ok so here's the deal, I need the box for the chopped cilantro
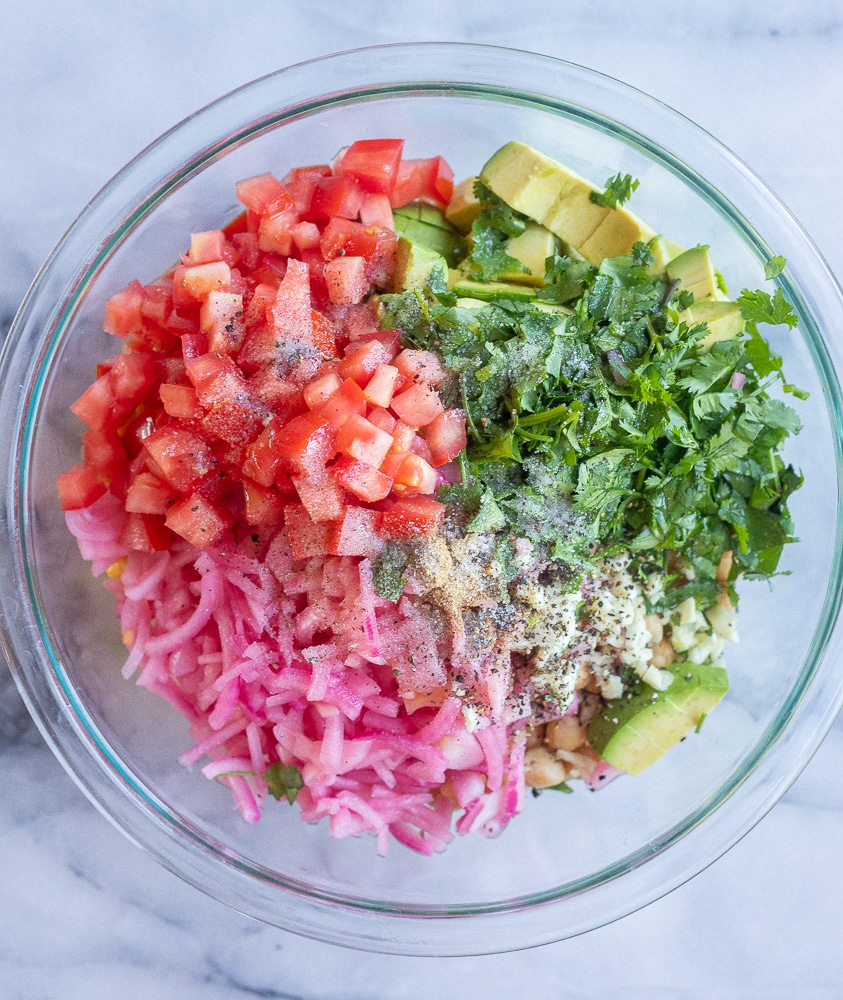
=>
[590,172,640,209]
[371,543,411,602]
[764,255,787,280]
[378,232,803,612]
[265,763,304,805]
[464,182,530,281]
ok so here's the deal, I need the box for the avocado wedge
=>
[588,663,730,775]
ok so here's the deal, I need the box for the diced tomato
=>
[109,352,160,410]
[334,413,394,468]
[201,396,264,445]
[246,357,319,413]
[187,230,228,264]
[181,332,208,361]
[185,351,247,407]
[290,220,322,252]
[366,406,397,434]
[389,420,416,454]
[331,455,393,503]
[272,411,336,473]
[389,156,454,208]
[324,256,368,306]
[241,419,283,487]
[160,383,204,420]
[389,382,445,428]
[326,505,385,557]
[139,281,173,326]
[319,218,397,287]
[283,502,330,559]
[336,338,394,386]
[124,470,177,515]
[336,139,404,195]
[199,290,244,354]
[143,426,217,493]
[378,496,446,537]
[362,364,400,408]
[165,492,230,547]
[359,192,395,230]
[389,453,437,495]
[292,469,345,522]
[409,433,434,464]
[172,261,231,305]
[356,329,401,364]
[103,280,145,337]
[314,377,367,429]
[392,349,448,387]
[121,511,172,552]
[309,309,338,358]
[424,408,467,466]
[303,370,343,409]
[81,427,127,480]
[235,173,295,216]
[233,230,261,272]
[70,373,116,430]
[56,463,107,511]
[282,165,332,214]
[243,283,277,328]
[257,210,300,256]
[310,174,365,221]
[242,479,285,526]
[268,258,313,344]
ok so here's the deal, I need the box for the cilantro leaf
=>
[737,286,798,329]
[765,256,787,280]
[590,173,640,209]
[265,763,304,805]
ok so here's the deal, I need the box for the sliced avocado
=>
[666,245,718,302]
[479,141,656,266]
[588,663,729,776]
[394,202,453,229]
[444,176,482,232]
[390,238,448,293]
[498,221,558,287]
[393,204,467,266]
[682,300,746,349]
[449,273,537,303]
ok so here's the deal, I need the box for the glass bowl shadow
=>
[2,43,843,955]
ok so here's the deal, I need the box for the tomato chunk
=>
[425,408,467,467]
[165,493,230,547]
[283,503,329,559]
[331,455,393,503]
[327,506,385,557]
[336,139,404,195]
[56,463,107,511]
[379,496,446,537]
[389,382,445,428]
[143,426,217,493]
[334,413,393,468]
[272,411,336,473]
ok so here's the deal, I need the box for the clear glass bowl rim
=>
[2,42,843,955]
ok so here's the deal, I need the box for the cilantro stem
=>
[460,374,482,443]
[520,403,571,428]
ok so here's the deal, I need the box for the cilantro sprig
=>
[590,172,640,209]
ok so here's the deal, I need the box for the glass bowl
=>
[2,42,843,956]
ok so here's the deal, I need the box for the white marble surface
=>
[2,2,843,997]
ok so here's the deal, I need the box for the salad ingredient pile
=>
[58,137,802,853]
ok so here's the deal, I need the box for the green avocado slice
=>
[479,141,656,266]
[588,663,730,775]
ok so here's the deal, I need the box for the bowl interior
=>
[5,47,843,953]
